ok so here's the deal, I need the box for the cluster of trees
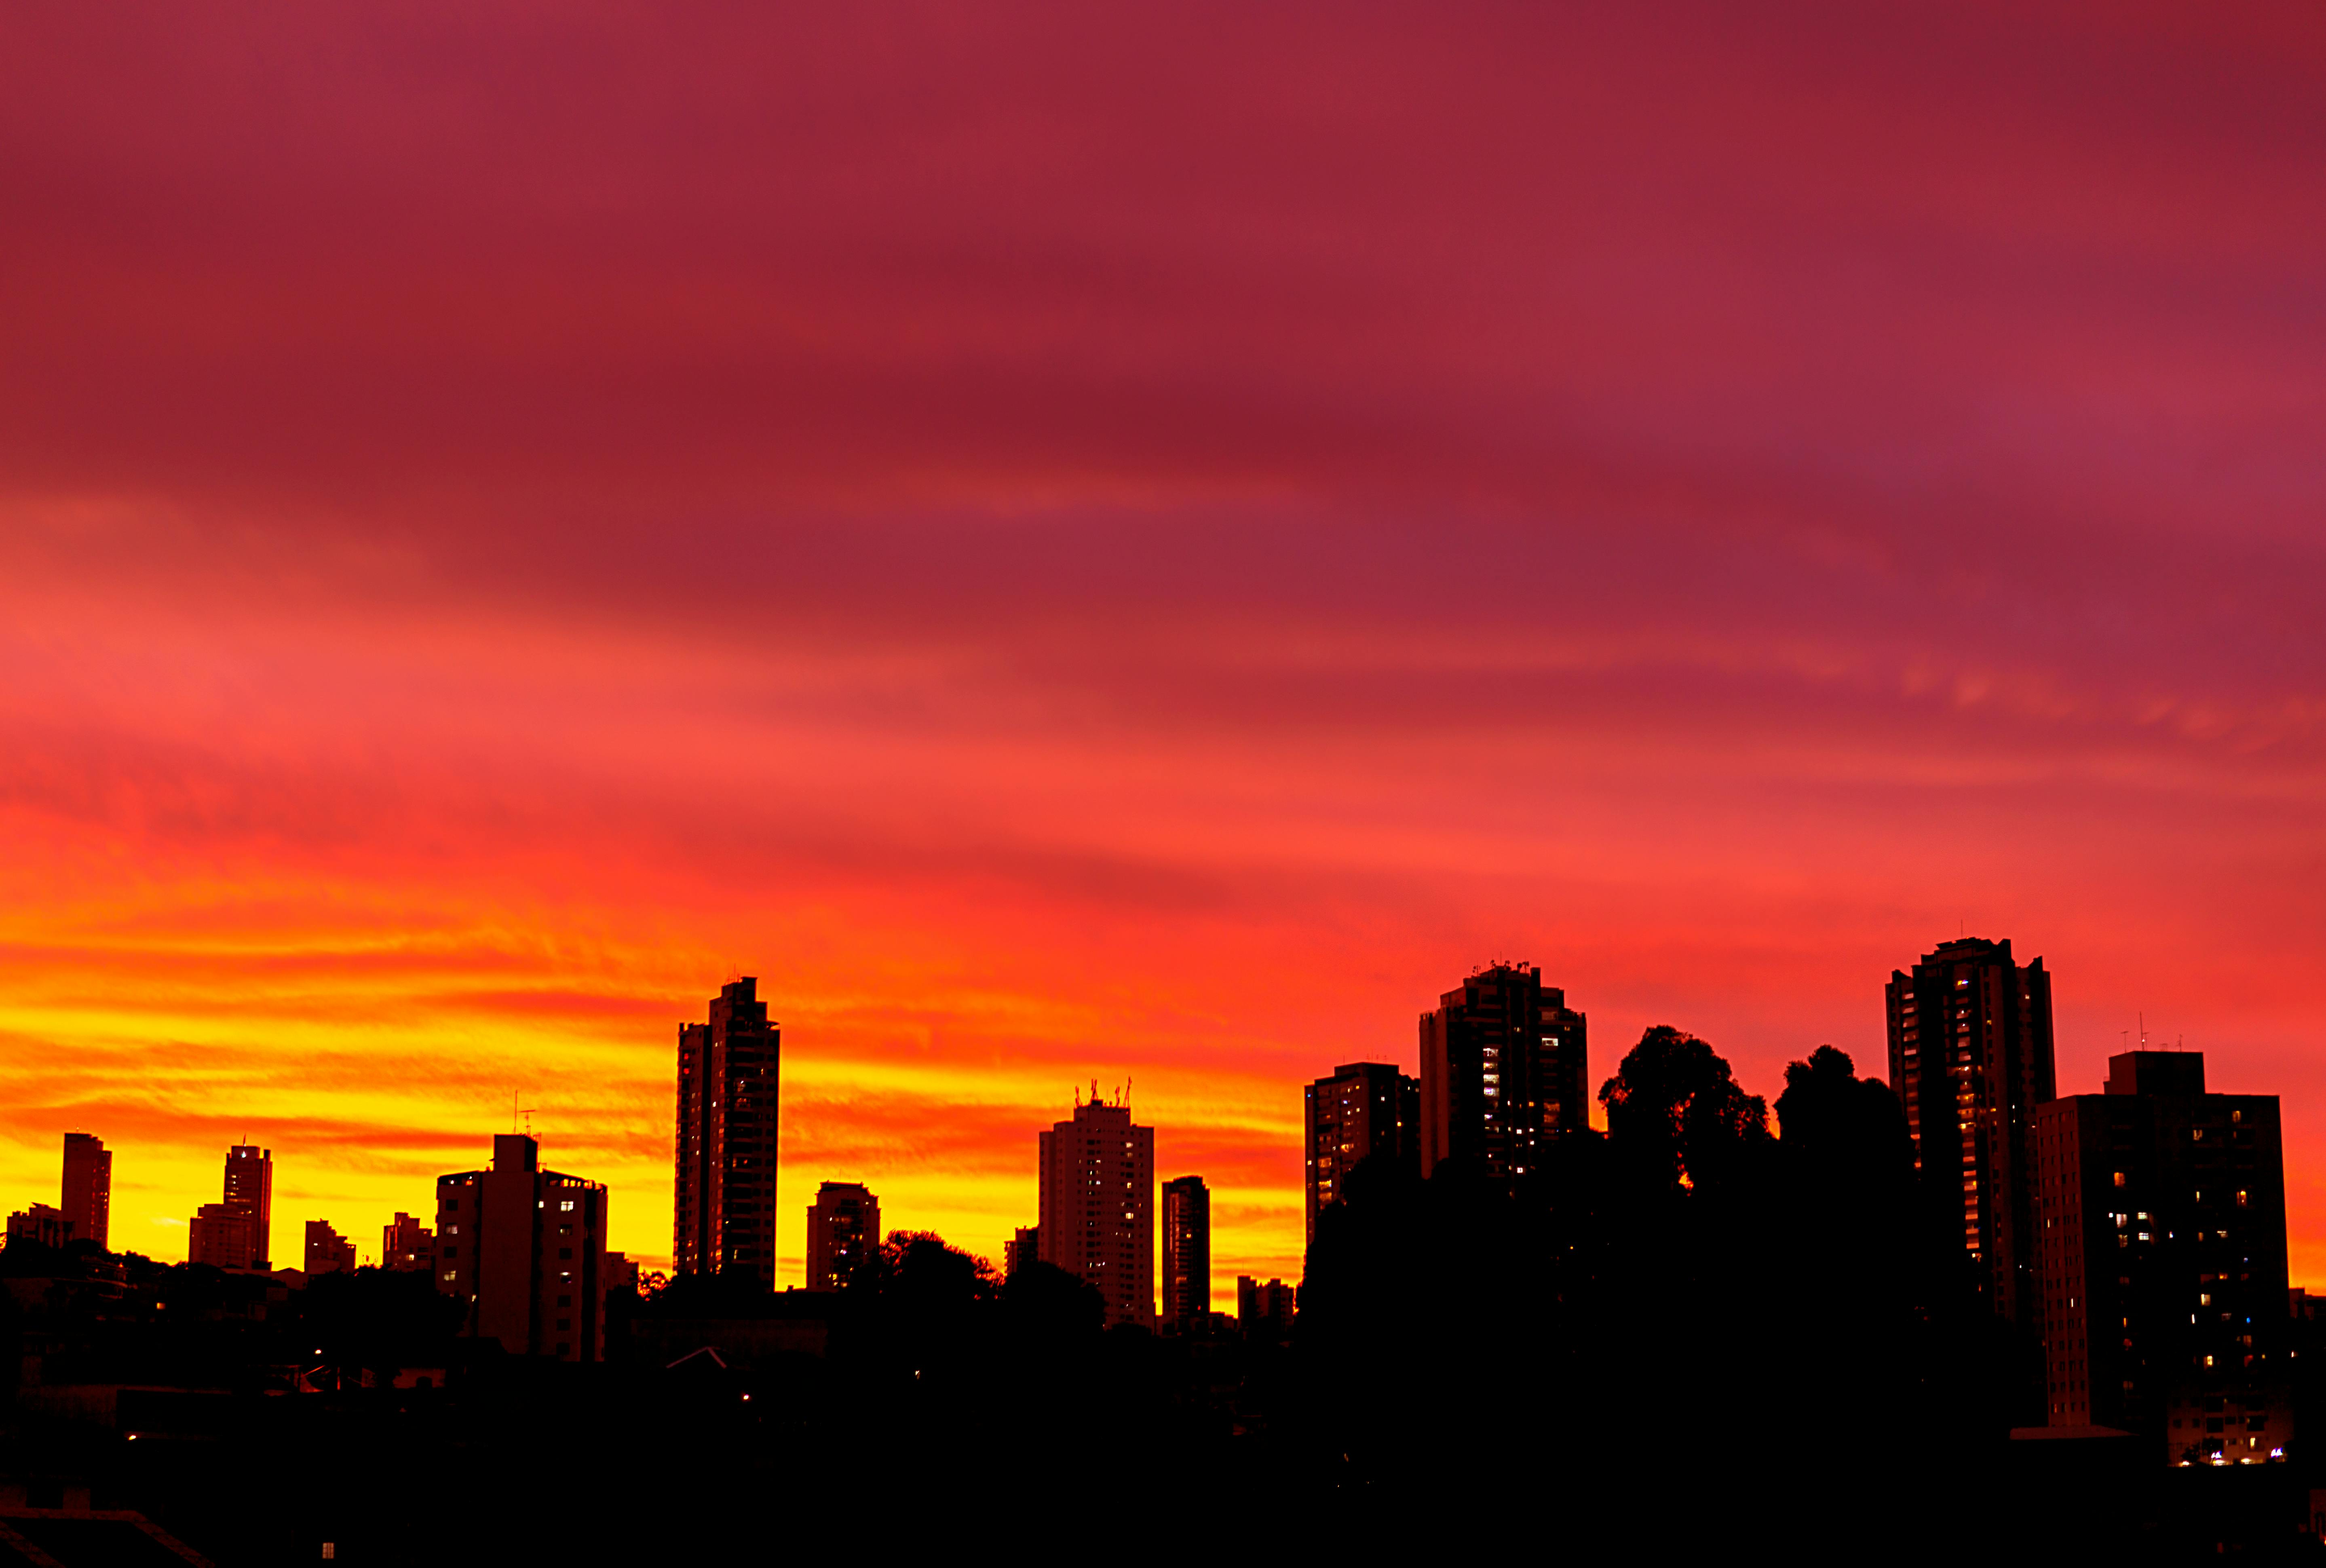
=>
[1299,1030,2031,1517]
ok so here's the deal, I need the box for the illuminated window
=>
[2113,1172,2127,1188]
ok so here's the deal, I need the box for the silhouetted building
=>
[61,1133,111,1253]
[1418,963,1587,1182]
[1161,1175,1210,1330]
[188,1204,258,1268]
[382,1212,435,1272]
[673,978,781,1286]
[6,1205,72,1249]
[606,1251,639,1298]
[1885,937,2055,1321]
[187,1144,272,1269]
[1005,1226,1040,1277]
[224,1144,273,1268]
[805,1181,880,1292]
[305,1220,357,1275]
[436,1133,610,1361]
[1237,1275,1295,1339]
[1304,1062,1418,1243]
[2034,1051,2290,1461]
[1038,1092,1154,1327]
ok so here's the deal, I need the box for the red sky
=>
[3,1,2324,1298]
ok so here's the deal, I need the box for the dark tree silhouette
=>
[999,1258,1104,1342]
[1598,1023,1771,1193]
[1774,1044,1911,1172]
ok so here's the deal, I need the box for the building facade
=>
[2034,1051,2290,1461]
[5,1205,73,1249]
[1038,1094,1154,1327]
[305,1220,357,1275]
[1418,964,1587,1182]
[805,1181,880,1292]
[188,1204,258,1268]
[61,1133,111,1253]
[1161,1175,1210,1330]
[1005,1226,1041,1277]
[673,977,782,1286]
[383,1212,436,1272]
[436,1133,610,1361]
[1885,937,2055,1322]
[1237,1275,1296,1340]
[1303,1062,1418,1244]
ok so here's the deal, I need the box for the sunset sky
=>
[4,1,2324,1300]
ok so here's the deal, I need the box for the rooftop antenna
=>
[2140,1012,2147,1051]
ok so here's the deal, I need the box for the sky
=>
[2,0,2324,1299]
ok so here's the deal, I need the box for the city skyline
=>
[1,3,2319,1550]
[8,940,2310,1322]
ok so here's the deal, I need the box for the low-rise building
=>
[435,1134,610,1361]
[1237,1275,1296,1340]
[5,1205,73,1249]
[304,1220,357,1275]
[382,1211,435,1272]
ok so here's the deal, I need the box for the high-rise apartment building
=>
[1161,1175,1210,1330]
[188,1144,273,1269]
[805,1181,880,1292]
[2034,1052,2290,1458]
[1304,1062,1418,1243]
[305,1220,357,1275]
[1005,1226,1041,1277]
[1038,1093,1154,1328]
[224,1144,273,1268]
[383,1212,435,1272]
[1885,937,2055,1322]
[61,1133,111,1253]
[673,978,781,1286]
[436,1134,609,1361]
[1418,964,1587,1182]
